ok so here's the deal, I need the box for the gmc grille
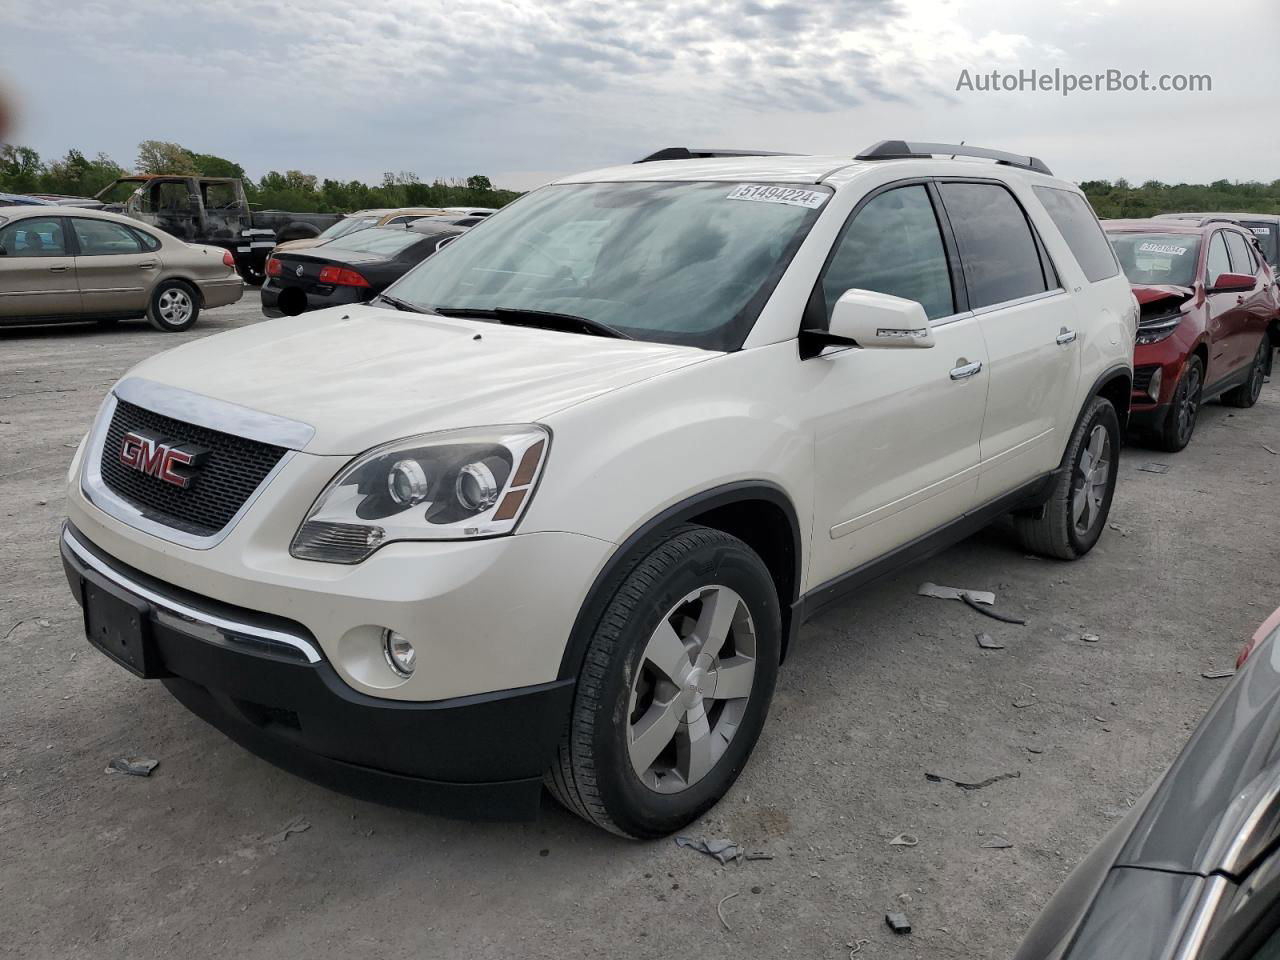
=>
[99,399,287,537]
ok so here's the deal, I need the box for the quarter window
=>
[0,217,67,257]
[1207,232,1232,284]
[939,182,1050,309]
[1033,186,1119,283]
[72,218,144,256]
[820,184,954,321]
[1225,231,1257,276]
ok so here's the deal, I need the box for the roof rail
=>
[856,140,1053,176]
[1155,214,1241,227]
[635,147,796,164]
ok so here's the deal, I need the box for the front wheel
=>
[546,525,780,838]
[1014,396,1121,560]
[1222,338,1268,408]
[1156,356,1202,452]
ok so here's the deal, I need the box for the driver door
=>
[0,215,80,319]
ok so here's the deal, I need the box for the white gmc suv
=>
[62,141,1136,838]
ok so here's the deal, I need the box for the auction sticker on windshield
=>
[727,184,828,208]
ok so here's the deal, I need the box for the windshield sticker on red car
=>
[727,185,828,208]
[1138,241,1188,256]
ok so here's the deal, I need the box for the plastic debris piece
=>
[1201,669,1236,680]
[885,912,912,934]
[962,593,1026,624]
[106,757,158,777]
[926,771,1020,791]
[888,833,919,846]
[1081,633,1100,643]
[717,892,738,931]
[1027,745,1044,754]
[982,836,1014,849]
[918,582,995,605]
[1012,698,1036,709]
[1139,462,1170,474]
[976,633,1005,650]
[267,816,311,843]
[1262,444,1277,456]
[675,836,742,865]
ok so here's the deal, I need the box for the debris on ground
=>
[1012,696,1037,708]
[982,836,1014,849]
[716,892,738,931]
[1262,444,1277,456]
[1081,632,1100,643]
[105,757,159,777]
[1138,462,1170,474]
[1027,745,1044,754]
[926,771,1020,791]
[267,816,311,843]
[1201,669,1236,680]
[743,852,774,861]
[1108,523,1127,536]
[888,833,919,847]
[962,593,1027,625]
[885,911,912,935]
[847,938,870,956]
[675,836,742,865]
[2,616,51,640]
[976,633,1005,650]
[918,582,995,605]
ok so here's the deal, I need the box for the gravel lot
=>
[2,298,1277,960]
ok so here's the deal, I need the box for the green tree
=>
[136,140,198,175]
[190,152,246,179]
[466,174,493,191]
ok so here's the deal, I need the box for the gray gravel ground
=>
[2,298,1277,959]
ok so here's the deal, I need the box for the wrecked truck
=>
[93,176,341,286]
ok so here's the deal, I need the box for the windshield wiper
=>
[374,292,433,314]
[433,306,631,340]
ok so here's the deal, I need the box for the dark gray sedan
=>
[1015,605,1280,959]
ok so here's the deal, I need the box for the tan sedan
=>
[0,206,243,332]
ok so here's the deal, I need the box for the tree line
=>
[0,140,522,212]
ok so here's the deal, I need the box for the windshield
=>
[1108,232,1202,287]
[326,227,424,257]
[385,180,830,350]
[320,216,378,241]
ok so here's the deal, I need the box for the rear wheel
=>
[1014,396,1120,560]
[546,525,780,838]
[1222,338,1268,408]
[1156,356,1203,452]
[147,280,200,332]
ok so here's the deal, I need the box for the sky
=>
[3,0,1278,191]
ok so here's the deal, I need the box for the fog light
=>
[383,629,416,677]
[1147,367,1163,400]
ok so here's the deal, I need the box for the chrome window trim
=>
[63,526,322,664]
[1170,875,1229,960]
[81,391,297,550]
[113,378,315,450]
[927,289,1067,329]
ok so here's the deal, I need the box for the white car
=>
[61,141,1136,838]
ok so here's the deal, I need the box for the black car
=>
[261,221,468,317]
[1015,605,1280,959]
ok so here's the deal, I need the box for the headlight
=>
[291,425,549,563]
[1135,314,1181,345]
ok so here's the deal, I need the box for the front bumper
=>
[61,523,573,818]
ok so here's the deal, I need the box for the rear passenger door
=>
[70,217,159,316]
[937,181,1080,500]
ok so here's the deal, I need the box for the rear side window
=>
[133,229,161,252]
[1225,231,1258,275]
[820,184,954,321]
[939,182,1049,309]
[1207,233,1232,283]
[1033,186,1119,282]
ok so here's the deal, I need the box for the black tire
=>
[1014,396,1121,560]
[146,280,200,332]
[1156,356,1203,452]
[1222,338,1268,408]
[546,524,781,838]
[239,266,265,288]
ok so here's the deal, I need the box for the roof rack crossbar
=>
[635,147,797,164]
[856,140,1052,176]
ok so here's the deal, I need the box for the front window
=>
[386,180,831,350]
[1108,232,1202,287]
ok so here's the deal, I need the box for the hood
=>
[122,305,716,454]
[1130,283,1195,306]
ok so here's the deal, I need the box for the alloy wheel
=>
[1176,363,1202,446]
[157,288,193,327]
[1247,343,1267,402]
[1072,424,1112,537]
[627,585,756,794]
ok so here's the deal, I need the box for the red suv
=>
[1105,219,1278,450]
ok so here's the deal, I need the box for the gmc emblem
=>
[119,431,208,489]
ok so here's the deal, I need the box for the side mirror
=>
[1208,272,1255,294]
[805,289,935,355]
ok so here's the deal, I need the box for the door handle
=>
[48,265,68,273]
[138,260,158,269]
[1056,328,1077,345]
[950,360,983,381]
